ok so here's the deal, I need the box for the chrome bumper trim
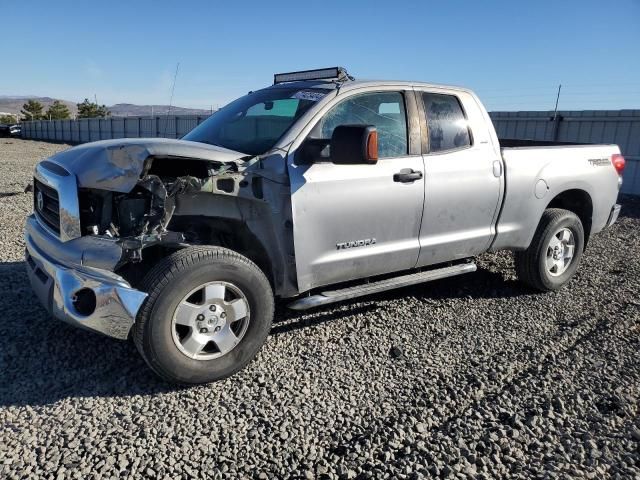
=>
[606,204,621,228]
[34,161,81,241]
[25,219,147,340]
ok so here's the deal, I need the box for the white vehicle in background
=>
[25,68,625,384]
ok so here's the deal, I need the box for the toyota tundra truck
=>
[25,67,625,384]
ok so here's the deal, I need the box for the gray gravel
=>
[1,138,639,479]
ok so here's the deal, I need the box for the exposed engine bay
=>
[77,154,265,264]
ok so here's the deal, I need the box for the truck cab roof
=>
[265,78,474,95]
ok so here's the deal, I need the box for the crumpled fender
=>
[47,138,246,192]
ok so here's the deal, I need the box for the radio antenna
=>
[164,62,180,137]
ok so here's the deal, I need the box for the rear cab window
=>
[421,93,472,153]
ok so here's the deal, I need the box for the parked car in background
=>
[0,124,21,137]
[24,68,625,384]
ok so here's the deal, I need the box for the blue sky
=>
[2,0,639,112]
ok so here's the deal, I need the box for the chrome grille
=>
[34,178,61,235]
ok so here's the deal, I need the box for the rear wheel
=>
[514,208,584,291]
[133,246,274,384]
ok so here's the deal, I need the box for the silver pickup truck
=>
[25,67,625,384]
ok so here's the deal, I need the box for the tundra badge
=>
[336,238,377,250]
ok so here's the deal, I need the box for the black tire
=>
[514,208,585,292]
[133,246,274,384]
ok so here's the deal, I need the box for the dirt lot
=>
[1,139,639,479]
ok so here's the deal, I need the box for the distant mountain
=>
[108,103,212,117]
[0,96,213,118]
[0,96,77,117]
[0,95,38,99]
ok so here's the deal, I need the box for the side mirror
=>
[330,125,378,164]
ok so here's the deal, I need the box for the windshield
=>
[183,87,329,155]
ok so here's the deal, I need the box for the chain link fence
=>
[20,115,210,143]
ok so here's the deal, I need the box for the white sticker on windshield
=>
[291,90,326,102]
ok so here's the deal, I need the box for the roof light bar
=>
[273,67,351,85]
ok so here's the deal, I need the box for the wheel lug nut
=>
[209,305,216,312]
[214,326,221,332]
[197,314,205,321]
[220,312,227,319]
[200,328,208,334]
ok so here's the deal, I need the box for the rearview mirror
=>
[330,125,378,165]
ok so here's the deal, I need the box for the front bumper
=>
[25,214,147,340]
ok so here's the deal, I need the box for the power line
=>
[476,81,640,112]
[485,95,640,103]
[475,82,639,94]
[479,90,640,98]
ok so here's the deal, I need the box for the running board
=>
[287,263,477,311]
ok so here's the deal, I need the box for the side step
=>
[287,263,476,310]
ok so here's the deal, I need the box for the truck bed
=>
[491,142,621,252]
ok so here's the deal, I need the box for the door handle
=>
[493,160,503,177]
[393,169,423,183]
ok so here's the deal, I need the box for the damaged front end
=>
[26,138,284,340]
[31,138,297,313]
[78,155,241,263]
[34,138,251,268]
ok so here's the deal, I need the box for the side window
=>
[316,92,408,158]
[422,93,471,153]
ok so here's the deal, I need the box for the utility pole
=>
[552,84,562,120]
[552,83,562,142]
[164,62,180,137]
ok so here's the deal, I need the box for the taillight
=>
[611,154,625,175]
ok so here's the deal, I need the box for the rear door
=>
[415,89,503,266]
[288,89,425,292]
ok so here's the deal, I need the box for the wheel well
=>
[166,216,274,286]
[116,217,275,290]
[116,244,182,288]
[546,189,593,246]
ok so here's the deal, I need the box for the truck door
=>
[288,90,425,293]
[415,90,503,266]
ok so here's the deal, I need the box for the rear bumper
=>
[25,215,147,340]
[606,204,621,228]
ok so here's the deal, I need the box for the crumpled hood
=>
[46,138,247,192]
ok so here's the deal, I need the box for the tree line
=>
[0,99,111,124]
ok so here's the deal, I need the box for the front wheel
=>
[133,246,274,384]
[514,208,585,292]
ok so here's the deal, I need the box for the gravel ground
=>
[1,138,639,479]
